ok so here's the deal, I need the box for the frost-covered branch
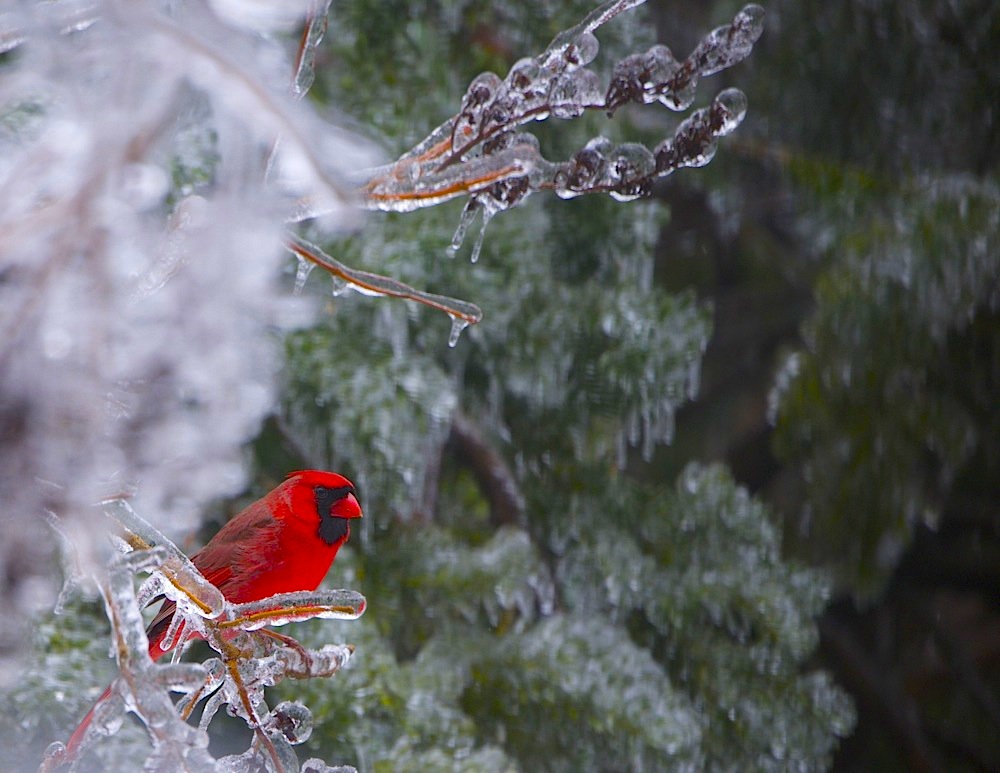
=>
[43,502,364,772]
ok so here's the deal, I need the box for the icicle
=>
[448,314,470,347]
[712,88,748,136]
[293,256,315,294]
[198,688,228,733]
[642,411,655,461]
[470,208,494,263]
[330,275,347,296]
[448,201,481,256]
[659,399,676,445]
[159,609,187,653]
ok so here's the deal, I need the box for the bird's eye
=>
[314,485,355,545]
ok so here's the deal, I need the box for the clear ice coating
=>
[291,0,334,99]
[289,236,483,348]
[711,88,749,135]
[359,0,763,244]
[691,3,765,78]
[294,256,316,294]
[265,701,314,745]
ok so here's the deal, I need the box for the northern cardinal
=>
[62,470,362,761]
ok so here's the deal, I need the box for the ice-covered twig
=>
[288,2,762,321]
[103,498,227,621]
[288,235,483,346]
[348,1,764,237]
[42,511,88,615]
[292,0,335,99]
[221,589,367,631]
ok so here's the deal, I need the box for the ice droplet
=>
[712,88,748,136]
[659,79,696,112]
[607,142,655,201]
[330,275,347,296]
[449,201,480,255]
[455,72,505,144]
[267,700,314,745]
[43,742,67,765]
[644,44,679,93]
[448,315,470,347]
[293,256,315,294]
[506,57,540,91]
[550,68,602,118]
[565,32,600,70]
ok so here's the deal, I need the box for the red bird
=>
[62,470,362,761]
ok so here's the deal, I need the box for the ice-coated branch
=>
[42,505,365,773]
[337,1,764,261]
[288,236,483,346]
[104,499,227,621]
[292,0,335,99]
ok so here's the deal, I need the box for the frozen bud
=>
[608,143,655,201]
[612,143,655,182]
[735,4,766,45]
[564,32,599,71]
[484,93,517,131]
[643,44,680,91]
[605,53,645,113]
[659,80,696,112]
[563,136,612,192]
[455,72,505,144]
[670,109,719,169]
[692,3,766,78]
[462,72,504,111]
[267,700,314,745]
[506,57,540,92]
[550,69,602,119]
[710,88,748,136]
